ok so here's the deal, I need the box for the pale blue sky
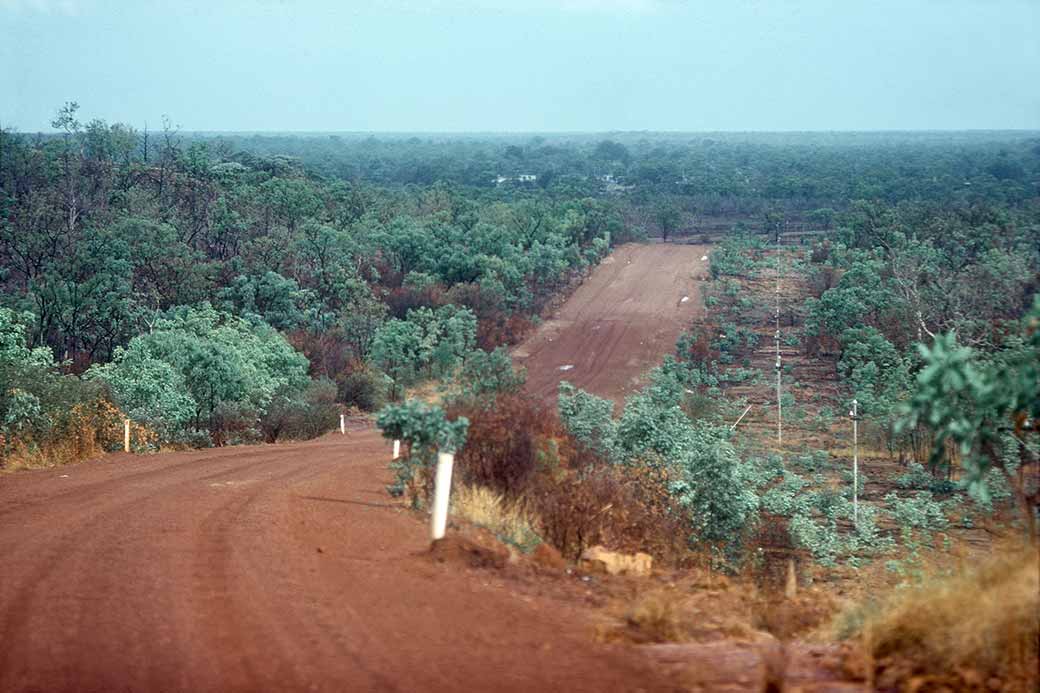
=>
[1,0,1038,132]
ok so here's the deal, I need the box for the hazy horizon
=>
[2,0,1038,133]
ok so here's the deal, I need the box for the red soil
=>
[0,430,676,692]
[515,242,709,408]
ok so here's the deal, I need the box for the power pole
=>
[850,398,859,527]
[775,248,782,445]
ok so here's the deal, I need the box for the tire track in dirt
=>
[0,432,676,692]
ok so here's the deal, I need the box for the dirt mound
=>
[428,531,513,570]
[531,542,567,573]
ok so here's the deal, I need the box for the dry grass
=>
[451,484,541,551]
[858,546,1039,691]
[604,575,759,644]
[1,400,145,471]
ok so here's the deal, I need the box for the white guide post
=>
[123,418,131,453]
[392,439,401,460]
[340,413,346,435]
[431,451,455,540]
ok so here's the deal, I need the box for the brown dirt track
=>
[0,431,677,692]
[0,244,711,693]
[515,243,709,407]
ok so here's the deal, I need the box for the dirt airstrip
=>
[516,242,709,407]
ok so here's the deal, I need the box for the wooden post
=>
[785,558,798,599]
[431,451,454,540]
[123,419,131,453]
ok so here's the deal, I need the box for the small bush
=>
[531,463,692,564]
[337,367,386,411]
[259,378,339,442]
[448,393,558,495]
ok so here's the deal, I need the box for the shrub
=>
[531,463,691,564]
[454,347,526,401]
[1,308,131,467]
[884,491,949,532]
[337,367,386,411]
[89,304,309,443]
[376,399,469,505]
[447,393,556,496]
[557,381,617,461]
[259,378,339,442]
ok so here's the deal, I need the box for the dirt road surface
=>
[0,431,678,692]
[514,243,709,407]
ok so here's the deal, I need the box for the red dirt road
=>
[515,243,709,407]
[0,431,675,692]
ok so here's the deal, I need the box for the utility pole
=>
[775,248,782,445]
[850,398,859,527]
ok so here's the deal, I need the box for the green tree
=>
[91,304,308,441]
[370,319,423,401]
[898,298,1040,541]
[557,381,617,461]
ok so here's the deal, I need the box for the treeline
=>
[200,129,1040,216]
[0,104,619,462]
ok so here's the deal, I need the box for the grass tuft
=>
[451,484,541,552]
[857,546,1038,690]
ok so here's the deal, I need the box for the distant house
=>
[493,173,537,186]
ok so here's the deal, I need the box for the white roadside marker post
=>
[123,419,131,453]
[340,413,346,435]
[392,439,401,460]
[431,450,455,540]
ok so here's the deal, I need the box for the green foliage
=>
[898,301,1039,507]
[369,319,423,400]
[259,378,339,442]
[0,308,110,460]
[667,424,759,545]
[557,381,617,460]
[376,399,470,501]
[805,259,892,340]
[455,347,526,400]
[87,348,195,436]
[370,304,478,399]
[709,234,763,279]
[895,462,958,495]
[89,304,309,441]
[838,326,909,419]
[376,399,469,454]
[884,491,949,532]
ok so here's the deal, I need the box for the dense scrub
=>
[0,105,618,461]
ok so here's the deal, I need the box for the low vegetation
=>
[854,546,1038,691]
